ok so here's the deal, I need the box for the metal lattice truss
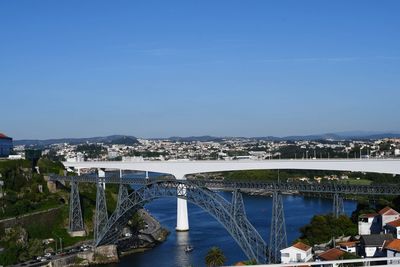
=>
[51,175,400,195]
[95,180,268,264]
[69,180,84,232]
[94,180,108,243]
[332,193,345,218]
[231,189,247,218]
[269,191,287,264]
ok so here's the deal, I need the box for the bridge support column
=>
[269,190,287,264]
[98,168,106,189]
[176,175,189,231]
[333,193,344,218]
[116,170,130,216]
[231,189,246,218]
[94,175,108,245]
[68,178,85,236]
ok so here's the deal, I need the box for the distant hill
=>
[163,136,225,142]
[255,132,400,141]
[14,135,138,147]
[14,132,400,147]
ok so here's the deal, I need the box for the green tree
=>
[28,239,44,258]
[205,247,226,267]
[299,214,357,245]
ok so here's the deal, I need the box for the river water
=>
[104,192,357,267]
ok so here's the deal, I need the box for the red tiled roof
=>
[318,248,345,261]
[384,239,400,252]
[387,218,400,227]
[379,206,399,216]
[292,242,311,252]
[0,133,10,139]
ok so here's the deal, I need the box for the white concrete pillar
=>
[98,168,106,190]
[176,175,189,231]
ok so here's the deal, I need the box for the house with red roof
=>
[379,206,400,230]
[0,133,13,157]
[316,248,345,261]
[280,242,313,264]
[385,218,400,238]
[384,239,400,264]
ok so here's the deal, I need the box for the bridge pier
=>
[68,178,85,236]
[94,173,108,244]
[176,182,189,231]
[269,190,287,264]
[116,170,131,216]
[333,193,345,218]
[231,189,246,218]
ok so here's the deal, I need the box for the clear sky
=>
[1,1,400,139]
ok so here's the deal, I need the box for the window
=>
[281,253,289,257]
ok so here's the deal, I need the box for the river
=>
[103,192,357,267]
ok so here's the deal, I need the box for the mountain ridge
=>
[13,132,400,146]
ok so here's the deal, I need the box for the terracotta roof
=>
[360,213,378,218]
[338,241,357,247]
[384,239,400,252]
[387,218,400,228]
[0,133,11,139]
[292,242,311,252]
[379,206,399,216]
[234,262,246,266]
[318,248,345,261]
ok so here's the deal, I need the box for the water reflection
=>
[175,232,191,267]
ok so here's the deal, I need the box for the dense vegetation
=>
[221,169,400,185]
[0,158,123,265]
[298,214,357,245]
[0,159,63,219]
[110,136,138,146]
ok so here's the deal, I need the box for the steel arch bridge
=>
[87,179,267,263]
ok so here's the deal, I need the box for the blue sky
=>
[1,1,400,139]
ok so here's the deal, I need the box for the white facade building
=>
[338,241,357,254]
[280,242,313,264]
[358,213,380,235]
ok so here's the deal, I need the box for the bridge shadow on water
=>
[100,192,357,267]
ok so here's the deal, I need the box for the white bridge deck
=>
[63,159,400,178]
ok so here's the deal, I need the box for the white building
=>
[358,213,380,235]
[280,242,313,264]
[379,207,400,230]
[338,241,357,254]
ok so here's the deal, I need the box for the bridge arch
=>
[96,179,267,264]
